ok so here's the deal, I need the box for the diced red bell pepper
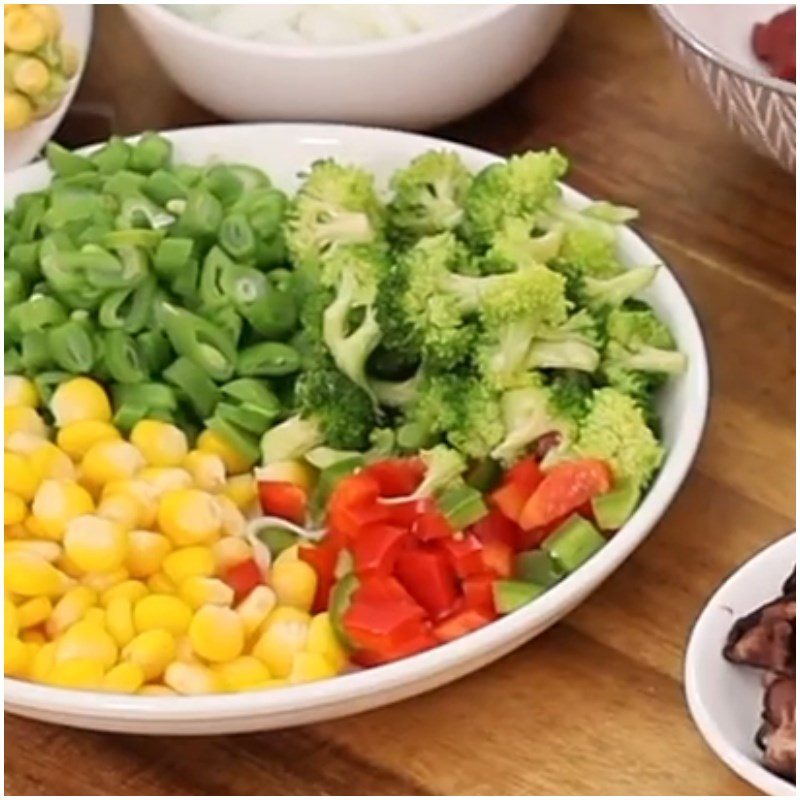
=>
[224,557,262,601]
[394,547,459,621]
[383,497,433,528]
[490,457,544,523]
[433,608,494,643]
[351,629,438,667]
[257,481,307,524]
[462,573,497,616]
[518,459,612,531]
[351,524,409,577]
[363,458,425,497]
[327,472,390,540]
[343,597,429,653]
[470,508,521,550]
[412,509,455,542]
[506,457,544,494]
[298,540,342,612]
[354,575,423,609]
[439,535,486,578]
[480,539,514,578]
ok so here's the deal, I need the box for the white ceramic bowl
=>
[685,532,796,796]
[4,123,709,734]
[123,4,568,129]
[654,5,796,173]
[4,4,93,172]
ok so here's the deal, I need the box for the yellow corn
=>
[214,656,272,692]
[4,405,47,439]
[96,493,142,530]
[5,491,27,526]
[197,429,253,474]
[21,629,45,645]
[5,636,31,677]
[162,546,215,585]
[274,543,299,567]
[13,56,49,95]
[5,552,72,597]
[4,8,47,52]
[236,585,277,639]
[46,658,105,690]
[56,419,120,462]
[146,572,176,594]
[27,4,62,39]
[5,599,19,639]
[137,467,193,497]
[157,489,222,546]
[50,377,112,427]
[30,641,57,681]
[5,451,40,501]
[82,607,107,628]
[268,558,317,612]
[179,576,234,610]
[183,450,226,492]
[29,440,76,481]
[306,612,347,672]
[164,661,222,695]
[211,536,252,572]
[81,440,146,490]
[188,605,245,663]
[256,459,315,492]
[131,420,189,468]
[82,569,129,594]
[103,480,159,527]
[220,474,258,511]
[137,684,177,697]
[101,662,145,694]
[100,580,148,607]
[5,539,62,562]
[4,90,31,131]
[289,652,337,684]
[16,596,52,629]
[215,495,246,538]
[47,586,96,638]
[63,515,127,573]
[4,522,27,539]
[133,594,192,637]
[54,620,117,669]
[121,629,176,681]
[126,530,171,578]
[4,376,38,408]
[30,479,94,540]
[252,606,310,678]
[105,597,135,647]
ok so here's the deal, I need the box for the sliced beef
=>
[783,569,796,597]
[757,675,796,781]
[723,595,796,675]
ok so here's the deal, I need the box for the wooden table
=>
[5,5,795,796]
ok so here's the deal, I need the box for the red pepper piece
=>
[412,509,455,542]
[462,573,497,616]
[480,539,514,578]
[351,524,409,577]
[395,547,459,621]
[363,457,425,497]
[257,481,307,524]
[351,629,438,667]
[343,597,429,653]
[223,558,262,601]
[470,508,521,550]
[439,535,486,578]
[433,608,494,643]
[298,541,342,613]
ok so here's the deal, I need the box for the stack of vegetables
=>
[4,134,686,690]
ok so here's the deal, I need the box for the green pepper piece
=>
[20,330,54,371]
[112,400,148,433]
[130,132,173,175]
[204,416,260,467]
[143,169,188,206]
[18,194,47,242]
[103,170,147,198]
[163,357,220,419]
[199,245,235,309]
[112,382,179,414]
[438,483,489,530]
[103,330,149,383]
[47,321,95,373]
[169,257,199,306]
[218,213,256,261]
[103,228,165,251]
[242,285,298,340]
[136,330,173,375]
[117,192,175,230]
[214,402,276,435]
[44,185,107,229]
[32,370,71,404]
[236,342,301,377]
[98,276,157,334]
[5,271,26,308]
[11,295,67,333]
[90,136,132,174]
[254,526,298,558]
[5,348,23,374]
[220,378,281,410]
[205,304,242,347]
[203,164,244,207]
[328,572,359,649]
[75,244,142,290]
[153,237,194,281]
[45,142,97,178]
[159,302,236,381]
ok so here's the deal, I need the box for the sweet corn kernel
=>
[4,405,47,439]
[131,420,188,468]
[164,661,222,695]
[269,559,317,612]
[211,536,252,572]
[56,419,120,462]
[188,605,245,663]
[30,641,57,681]
[273,544,300,567]
[102,480,158,527]
[82,607,107,628]
[179,576,234,610]
[214,655,272,692]
[100,580,148,607]
[64,515,127,573]
[16,596,52,629]
[197,429,252,474]
[5,552,72,597]
[5,451,40,501]
[288,652,337,684]
[50,377,112,427]
[105,597,135,647]
[46,658,105,690]
[256,459,315,492]
[134,594,192,636]
[157,489,222,546]
[20,629,46,645]
[137,467,193,497]
[146,572,176,594]
[5,599,19,639]
[162,546,215,585]
[101,662,145,693]
[5,636,31,677]
[137,684,177,696]
[4,376,38,408]
[183,450,226,492]
[29,441,76,481]
[236,585,277,639]
[30,479,94,540]
[82,569,128,594]
[174,635,200,663]
[13,56,50,95]
[54,621,118,669]
[96,493,142,529]
[5,539,62,562]
[220,474,257,510]
[4,90,31,131]
[4,491,27,526]
[81,441,146,490]
[4,522,27,539]
[126,530,171,578]
[306,612,347,672]
[47,586,96,637]
[252,606,310,678]
[121,629,176,681]
[27,4,62,39]
[4,8,47,52]
[214,496,246,538]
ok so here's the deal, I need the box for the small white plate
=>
[685,532,796,796]
[4,5,93,172]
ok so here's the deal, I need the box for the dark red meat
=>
[752,8,796,83]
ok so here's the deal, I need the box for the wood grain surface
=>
[5,5,795,796]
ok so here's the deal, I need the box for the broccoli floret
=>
[558,262,658,312]
[574,387,663,489]
[443,376,505,460]
[481,217,564,274]
[369,370,423,409]
[382,445,466,503]
[547,371,595,422]
[491,378,578,466]
[396,373,462,451]
[387,151,472,244]
[260,416,324,465]
[526,309,602,373]
[285,159,384,277]
[462,149,568,246]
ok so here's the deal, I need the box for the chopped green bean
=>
[204,164,244,207]
[103,330,149,383]
[45,142,96,178]
[163,356,220,418]
[219,213,256,260]
[144,169,188,206]
[90,136,132,174]
[153,237,194,280]
[20,330,54,372]
[236,342,301,377]
[130,132,173,174]
[48,320,96,373]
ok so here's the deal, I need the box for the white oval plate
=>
[685,532,796,796]
[4,124,709,734]
[4,4,94,172]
